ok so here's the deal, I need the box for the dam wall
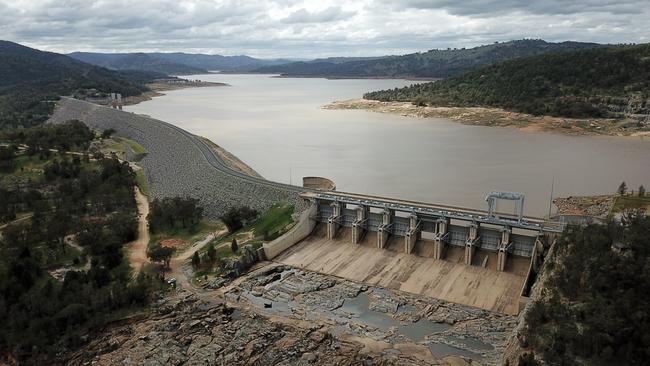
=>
[302,176,336,191]
[262,204,318,260]
[274,194,562,315]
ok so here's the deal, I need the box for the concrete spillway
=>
[276,227,530,315]
[266,193,560,315]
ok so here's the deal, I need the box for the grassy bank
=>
[193,203,295,279]
[612,195,650,213]
[148,219,224,251]
[120,137,147,155]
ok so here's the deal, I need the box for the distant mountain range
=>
[69,52,208,75]
[66,40,611,79]
[1,38,638,128]
[69,52,293,74]
[364,43,649,119]
[253,40,609,78]
[0,40,162,128]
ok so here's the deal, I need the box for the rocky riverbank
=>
[225,265,516,365]
[64,263,515,365]
[553,195,614,218]
[48,98,302,219]
[324,99,650,137]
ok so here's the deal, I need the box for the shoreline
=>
[215,71,437,81]
[122,80,228,107]
[115,82,262,179]
[269,74,438,81]
[323,98,650,138]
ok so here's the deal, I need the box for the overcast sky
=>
[1,0,647,58]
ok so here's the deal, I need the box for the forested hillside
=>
[254,40,606,78]
[364,44,650,118]
[0,41,161,129]
[70,51,291,72]
[0,122,156,362]
[69,52,208,75]
[521,211,650,365]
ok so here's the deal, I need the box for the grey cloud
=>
[389,0,641,15]
[1,0,649,58]
[282,6,356,23]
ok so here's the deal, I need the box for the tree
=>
[147,197,203,233]
[221,208,244,233]
[231,238,239,254]
[639,185,645,197]
[207,243,216,262]
[618,181,627,195]
[191,251,200,268]
[101,128,116,139]
[220,206,258,233]
[0,128,155,360]
[0,146,15,172]
[412,96,427,107]
[147,244,175,269]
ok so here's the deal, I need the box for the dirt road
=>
[168,228,228,289]
[127,187,150,273]
[0,214,33,231]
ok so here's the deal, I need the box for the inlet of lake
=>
[125,74,650,216]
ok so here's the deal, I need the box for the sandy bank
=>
[324,98,650,137]
[199,137,264,179]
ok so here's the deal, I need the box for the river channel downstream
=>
[125,74,650,216]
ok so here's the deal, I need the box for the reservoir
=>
[125,74,650,216]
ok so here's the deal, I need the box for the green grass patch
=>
[202,203,294,252]
[0,153,95,186]
[214,244,237,259]
[118,137,147,155]
[149,220,223,249]
[0,155,49,182]
[192,203,294,278]
[36,242,82,268]
[104,140,125,154]
[250,203,294,239]
[134,169,149,196]
[95,138,126,158]
[612,195,650,213]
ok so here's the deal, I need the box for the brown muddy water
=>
[125,74,650,216]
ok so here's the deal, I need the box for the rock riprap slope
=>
[49,98,302,218]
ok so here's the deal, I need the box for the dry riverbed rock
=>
[64,264,517,366]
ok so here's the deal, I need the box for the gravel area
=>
[553,195,613,218]
[48,98,303,219]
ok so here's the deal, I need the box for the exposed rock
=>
[63,263,517,366]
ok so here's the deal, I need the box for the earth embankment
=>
[49,98,303,218]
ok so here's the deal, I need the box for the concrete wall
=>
[302,176,336,191]
[263,203,317,260]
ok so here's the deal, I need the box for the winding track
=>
[157,117,309,194]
